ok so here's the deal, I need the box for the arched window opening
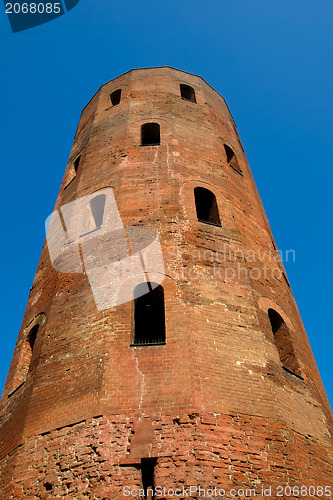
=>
[141,123,160,146]
[133,283,165,345]
[90,194,106,229]
[73,155,81,174]
[24,323,39,376]
[28,324,39,353]
[180,84,196,103]
[8,321,43,396]
[110,89,121,106]
[224,144,242,174]
[194,187,221,226]
[268,309,302,377]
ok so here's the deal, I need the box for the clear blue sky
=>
[0,0,332,409]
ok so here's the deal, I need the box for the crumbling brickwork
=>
[0,68,332,499]
[0,413,332,499]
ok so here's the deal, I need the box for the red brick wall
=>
[0,412,332,499]
[0,68,332,496]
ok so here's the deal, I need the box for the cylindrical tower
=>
[0,67,332,499]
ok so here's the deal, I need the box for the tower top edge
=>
[101,66,223,94]
[79,67,228,118]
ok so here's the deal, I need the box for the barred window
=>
[133,283,165,345]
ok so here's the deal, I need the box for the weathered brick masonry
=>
[0,68,332,499]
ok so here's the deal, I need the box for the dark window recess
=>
[90,194,106,229]
[133,284,165,345]
[26,323,39,372]
[110,89,121,106]
[141,123,160,146]
[268,308,302,377]
[73,155,81,173]
[141,458,156,500]
[180,84,196,103]
[28,324,39,352]
[224,144,242,173]
[194,187,221,226]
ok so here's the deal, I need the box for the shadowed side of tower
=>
[0,67,332,499]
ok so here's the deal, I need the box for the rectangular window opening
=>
[132,283,166,346]
[110,89,122,106]
[141,123,160,146]
[141,458,157,500]
[180,84,196,103]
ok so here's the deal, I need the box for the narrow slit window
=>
[141,458,156,500]
[110,89,121,106]
[180,84,196,103]
[26,323,39,373]
[268,309,301,377]
[9,321,43,395]
[224,144,242,174]
[90,194,106,229]
[73,155,81,174]
[141,123,160,146]
[282,272,291,288]
[194,187,221,226]
[133,283,165,345]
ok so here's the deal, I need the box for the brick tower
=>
[0,68,332,499]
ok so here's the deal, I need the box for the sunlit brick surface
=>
[0,68,332,498]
